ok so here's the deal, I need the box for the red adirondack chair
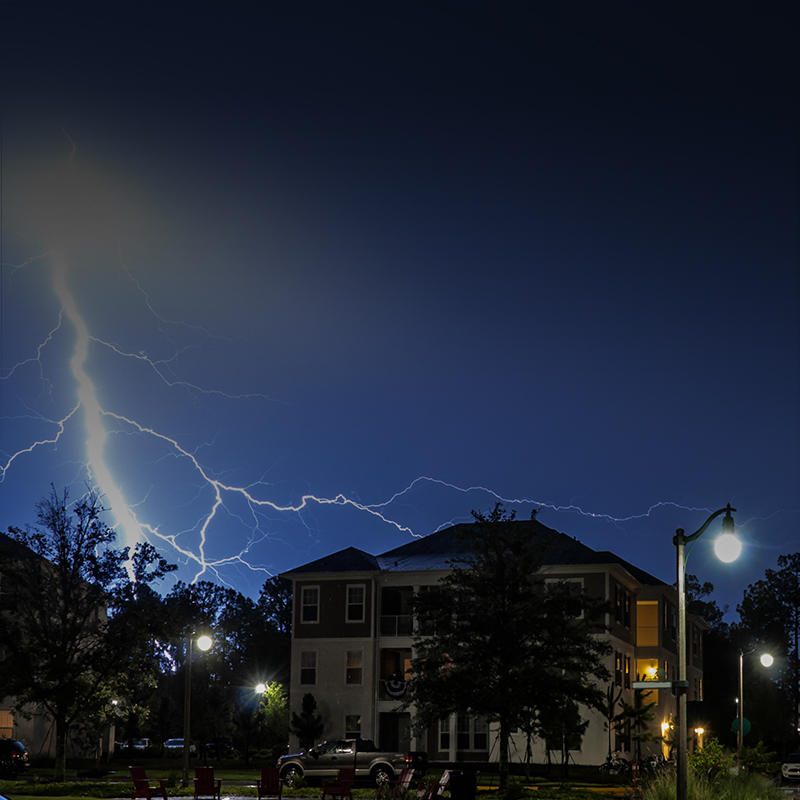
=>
[194,767,222,800]
[417,770,452,800]
[377,767,416,800]
[129,766,168,800]
[257,767,283,800]
[321,768,355,800]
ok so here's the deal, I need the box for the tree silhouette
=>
[291,692,324,749]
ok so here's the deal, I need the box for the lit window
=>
[0,710,13,739]
[346,650,363,685]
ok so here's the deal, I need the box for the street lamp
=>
[737,650,773,754]
[256,682,267,695]
[183,633,213,786]
[674,505,738,800]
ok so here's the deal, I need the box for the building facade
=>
[282,520,707,766]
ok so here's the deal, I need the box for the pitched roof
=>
[284,546,381,575]
[284,519,666,587]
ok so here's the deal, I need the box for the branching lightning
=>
[1,138,793,597]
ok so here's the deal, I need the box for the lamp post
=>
[674,505,738,800]
[737,650,773,754]
[182,633,213,787]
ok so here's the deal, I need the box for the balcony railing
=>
[380,614,413,636]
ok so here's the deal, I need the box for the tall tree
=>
[290,692,324,750]
[259,682,290,753]
[683,574,729,632]
[736,552,800,749]
[0,487,175,780]
[615,690,658,761]
[408,504,610,789]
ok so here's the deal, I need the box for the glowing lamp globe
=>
[256,683,267,694]
[714,533,741,563]
[197,635,213,652]
[760,653,774,668]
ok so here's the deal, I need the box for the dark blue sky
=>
[1,2,797,617]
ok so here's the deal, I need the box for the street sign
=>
[731,718,751,735]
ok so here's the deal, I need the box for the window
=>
[346,650,363,685]
[624,654,631,689]
[615,584,631,626]
[379,648,412,699]
[663,601,676,640]
[347,584,366,622]
[439,719,450,751]
[456,716,488,751]
[301,586,319,623]
[0,710,12,739]
[473,718,488,750]
[345,715,361,738]
[300,651,317,684]
[380,586,414,635]
[637,601,658,646]
[615,652,623,687]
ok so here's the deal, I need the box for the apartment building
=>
[282,519,706,765]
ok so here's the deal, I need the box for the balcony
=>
[380,614,413,636]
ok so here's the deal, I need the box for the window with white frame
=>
[301,586,319,623]
[456,715,488,751]
[346,650,363,685]
[300,651,317,684]
[347,584,366,622]
[345,714,361,738]
[439,718,450,751]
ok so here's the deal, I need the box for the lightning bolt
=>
[2,137,796,593]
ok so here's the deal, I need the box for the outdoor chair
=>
[377,768,415,800]
[194,767,222,800]
[321,767,355,800]
[417,770,452,800]
[257,767,283,800]
[129,766,168,800]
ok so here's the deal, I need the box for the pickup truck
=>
[278,737,427,787]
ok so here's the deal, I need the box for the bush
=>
[688,738,734,782]
[641,767,783,800]
[736,742,779,775]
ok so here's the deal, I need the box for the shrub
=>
[688,737,734,781]
[641,767,783,800]
[736,742,779,775]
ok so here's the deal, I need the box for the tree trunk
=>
[55,710,68,782]
[498,717,509,790]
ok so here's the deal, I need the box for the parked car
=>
[117,737,152,751]
[205,738,233,756]
[278,737,426,787]
[782,752,800,782]
[163,738,196,753]
[0,739,30,779]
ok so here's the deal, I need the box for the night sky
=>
[1,2,797,618]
